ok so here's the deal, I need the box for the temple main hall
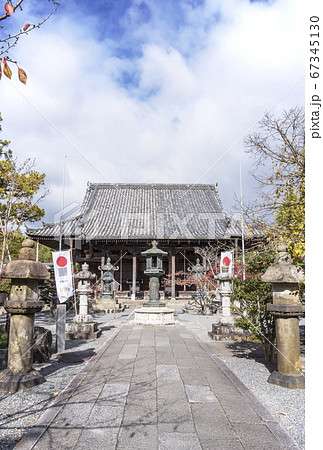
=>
[26,183,246,300]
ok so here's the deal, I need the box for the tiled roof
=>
[26,183,243,241]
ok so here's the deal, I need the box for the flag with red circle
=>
[52,250,74,303]
[220,250,234,274]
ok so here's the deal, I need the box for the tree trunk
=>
[263,340,275,365]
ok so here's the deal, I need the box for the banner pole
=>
[59,156,67,253]
[240,158,246,280]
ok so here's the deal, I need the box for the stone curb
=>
[15,324,123,450]
[193,334,301,450]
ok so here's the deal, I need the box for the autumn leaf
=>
[3,62,12,80]
[4,3,14,15]
[0,64,2,80]
[23,23,31,32]
[18,67,27,84]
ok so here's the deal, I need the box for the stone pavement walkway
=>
[16,323,300,450]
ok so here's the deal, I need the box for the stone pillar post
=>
[0,240,50,392]
[262,245,305,389]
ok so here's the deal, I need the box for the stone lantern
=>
[132,240,175,324]
[0,239,50,392]
[66,262,102,340]
[261,244,305,389]
[189,258,205,301]
[99,257,119,299]
[209,266,247,341]
[141,240,168,307]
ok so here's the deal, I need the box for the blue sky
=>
[0,0,305,223]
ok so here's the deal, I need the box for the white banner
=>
[52,250,74,303]
[220,250,234,274]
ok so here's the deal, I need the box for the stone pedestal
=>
[132,307,176,325]
[262,245,305,389]
[0,240,49,392]
[65,320,102,340]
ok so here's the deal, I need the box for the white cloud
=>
[0,0,305,224]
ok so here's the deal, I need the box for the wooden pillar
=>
[202,256,207,270]
[171,253,176,300]
[120,250,123,292]
[132,253,137,300]
[183,250,186,292]
[100,255,105,296]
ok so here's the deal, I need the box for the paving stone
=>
[190,403,235,439]
[232,422,282,448]
[158,398,196,434]
[179,333,194,339]
[76,427,119,449]
[156,352,176,365]
[155,336,170,347]
[117,424,158,449]
[118,343,139,359]
[85,403,124,431]
[199,438,244,450]
[178,367,208,385]
[185,384,218,403]
[108,366,134,384]
[33,427,83,450]
[97,383,129,406]
[175,358,200,369]
[121,402,157,426]
[217,395,264,423]
[70,378,106,402]
[157,380,187,401]
[156,364,180,380]
[127,381,157,404]
[159,432,202,450]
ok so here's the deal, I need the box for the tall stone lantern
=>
[141,240,168,307]
[261,244,305,389]
[99,257,119,299]
[66,262,102,340]
[189,258,205,302]
[209,266,247,341]
[133,240,175,324]
[0,239,50,392]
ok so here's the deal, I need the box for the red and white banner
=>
[220,250,234,274]
[52,250,74,303]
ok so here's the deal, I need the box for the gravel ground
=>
[179,313,305,450]
[0,310,305,449]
